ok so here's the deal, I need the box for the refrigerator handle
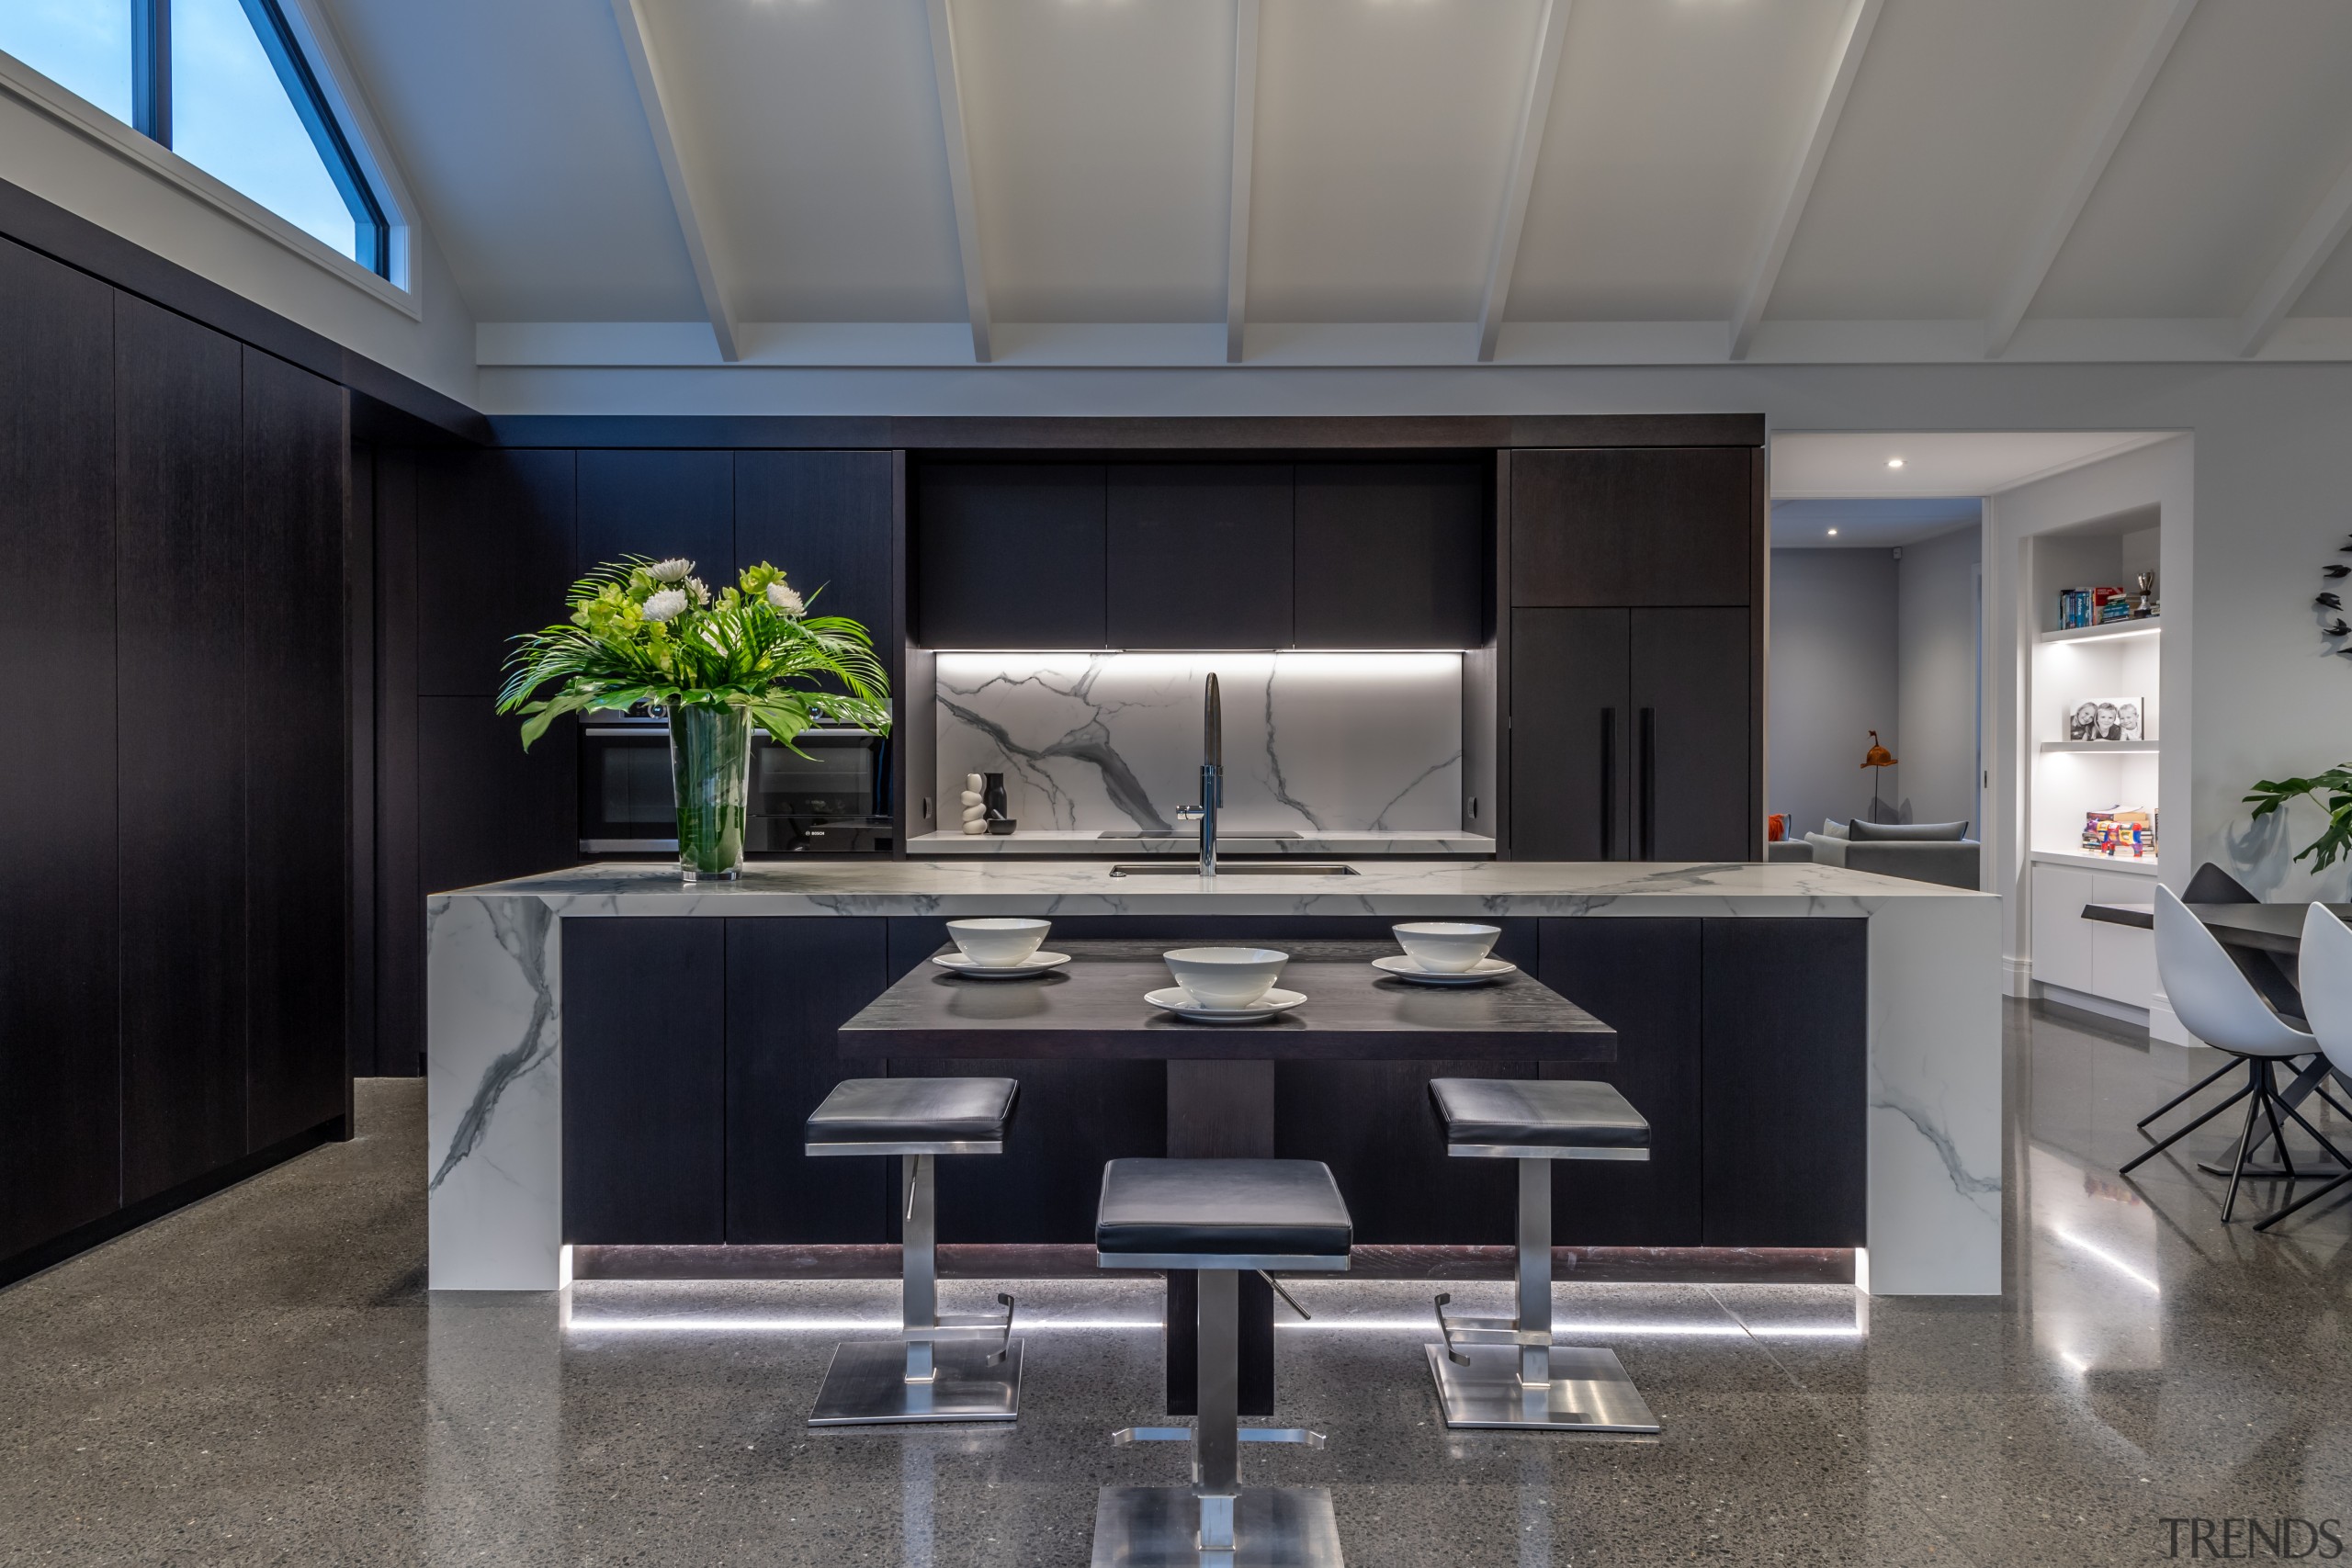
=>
[1638,707,1657,861]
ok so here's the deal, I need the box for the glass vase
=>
[668,704,752,882]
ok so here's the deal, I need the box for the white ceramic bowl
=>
[946,917,1050,967]
[1391,921,1501,974]
[1162,946,1289,1010]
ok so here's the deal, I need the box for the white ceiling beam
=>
[2237,154,2352,357]
[1223,0,1262,365]
[1983,0,2199,357]
[1728,0,1881,361]
[923,0,992,364]
[1474,0,1573,364]
[607,0,740,363]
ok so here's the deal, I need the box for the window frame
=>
[0,0,413,302]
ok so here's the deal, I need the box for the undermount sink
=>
[1108,863,1358,876]
[1096,829,1305,840]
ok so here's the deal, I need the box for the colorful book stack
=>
[2057,587,2139,628]
[2081,807,2156,859]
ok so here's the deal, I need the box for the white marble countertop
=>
[906,829,1496,857]
[430,858,1989,920]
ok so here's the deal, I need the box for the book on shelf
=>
[2081,806,2157,859]
[2055,585,2154,630]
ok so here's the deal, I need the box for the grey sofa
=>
[1766,818,1982,890]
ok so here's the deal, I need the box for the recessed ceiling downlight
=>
[1826,528,1839,536]
[1886,457,1905,469]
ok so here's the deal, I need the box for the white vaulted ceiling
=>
[305,0,2352,367]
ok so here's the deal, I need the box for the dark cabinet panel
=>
[0,239,120,1258]
[1107,464,1293,649]
[243,350,349,1148]
[577,449,731,584]
[116,295,248,1201]
[1294,462,1483,648]
[1276,1061,1526,1244]
[415,449,575,696]
[1630,609,1750,862]
[373,453,423,1075]
[1701,919,1866,1247]
[914,463,1105,647]
[1510,447,1755,608]
[417,697,577,894]
[565,919,727,1242]
[1509,609,1628,861]
[725,919,892,1243]
[1536,919,1703,1245]
[734,450,895,642]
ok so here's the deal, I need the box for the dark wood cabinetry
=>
[576,449,731,584]
[416,697,576,894]
[734,450,896,640]
[0,239,120,1260]
[415,449,575,696]
[1107,464,1294,649]
[242,348,349,1150]
[116,296,249,1201]
[1629,608,1751,862]
[1510,447,1756,607]
[1294,462,1484,647]
[565,919,728,1243]
[914,463,1107,647]
[1509,610,1630,861]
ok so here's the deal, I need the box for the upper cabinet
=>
[914,463,1107,649]
[578,450,732,586]
[1295,462,1484,648]
[414,449,577,697]
[735,451,895,642]
[1510,448,1757,608]
[1107,464,1293,649]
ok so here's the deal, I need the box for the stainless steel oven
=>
[579,715,893,856]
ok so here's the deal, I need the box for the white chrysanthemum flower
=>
[642,588,689,622]
[646,558,692,583]
[765,581,806,617]
[686,576,711,604]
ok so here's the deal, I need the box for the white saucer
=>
[1145,986,1306,1022]
[1371,954,1519,987]
[933,951,1072,979]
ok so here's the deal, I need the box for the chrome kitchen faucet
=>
[1174,672,1221,879]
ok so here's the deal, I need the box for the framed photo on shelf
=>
[2066,697,2143,742]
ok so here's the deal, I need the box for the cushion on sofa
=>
[1847,818,1970,841]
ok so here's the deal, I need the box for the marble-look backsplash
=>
[935,653,1463,834]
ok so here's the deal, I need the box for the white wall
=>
[1895,524,1983,833]
[0,78,476,404]
[1769,548,1897,838]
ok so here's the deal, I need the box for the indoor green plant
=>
[2244,766,2352,872]
[498,557,889,880]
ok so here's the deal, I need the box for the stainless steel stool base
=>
[1090,1485,1343,1568]
[808,1338,1023,1427]
[1424,1343,1659,1434]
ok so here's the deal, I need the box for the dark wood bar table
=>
[838,938,1617,1416]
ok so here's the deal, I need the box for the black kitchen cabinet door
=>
[577,449,731,584]
[1537,919,1703,1245]
[243,348,349,1149]
[565,919,727,1242]
[1508,608,1629,861]
[734,451,895,642]
[725,919,892,1243]
[1294,462,1483,648]
[415,449,575,696]
[1107,464,1293,649]
[0,240,120,1258]
[1701,919,1866,1247]
[116,294,248,1202]
[1276,1061,1527,1244]
[1630,608,1750,862]
[914,463,1105,648]
[417,697,577,893]
[1510,447,1755,608]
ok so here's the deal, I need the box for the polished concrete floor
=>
[6,1001,2352,1565]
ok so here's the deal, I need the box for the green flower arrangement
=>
[497,556,889,878]
[2245,766,2352,873]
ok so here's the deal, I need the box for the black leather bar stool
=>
[1426,1077,1660,1434]
[804,1077,1021,1426]
[1094,1158,1351,1568]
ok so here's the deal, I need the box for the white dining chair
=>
[2121,887,2341,1220]
[2257,906,2352,1231]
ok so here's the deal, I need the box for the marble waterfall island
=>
[428,859,1999,1297]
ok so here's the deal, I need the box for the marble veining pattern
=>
[934,653,1463,834]
[427,860,1999,1295]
